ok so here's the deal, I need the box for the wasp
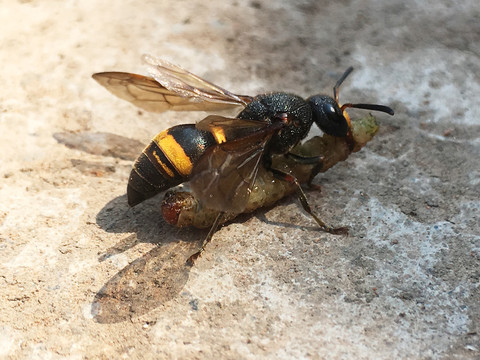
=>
[93,55,394,263]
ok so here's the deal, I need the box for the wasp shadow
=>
[93,194,205,324]
[53,131,205,323]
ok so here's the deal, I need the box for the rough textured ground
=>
[1,0,479,359]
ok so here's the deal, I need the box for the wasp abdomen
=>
[127,124,216,206]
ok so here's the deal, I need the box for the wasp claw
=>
[330,226,349,235]
[307,183,322,192]
[186,251,202,266]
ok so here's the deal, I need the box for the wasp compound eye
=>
[307,95,349,137]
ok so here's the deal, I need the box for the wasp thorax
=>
[238,93,313,155]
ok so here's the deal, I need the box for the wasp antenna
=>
[341,103,394,116]
[333,67,354,103]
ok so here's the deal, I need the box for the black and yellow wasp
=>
[93,55,394,262]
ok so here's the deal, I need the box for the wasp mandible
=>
[93,55,394,262]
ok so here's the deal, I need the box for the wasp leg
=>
[187,211,224,266]
[306,163,324,190]
[269,168,348,235]
[285,152,324,190]
[286,152,323,165]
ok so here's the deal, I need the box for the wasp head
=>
[308,67,394,138]
[307,95,350,137]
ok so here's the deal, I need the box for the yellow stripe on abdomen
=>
[151,149,175,178]
[153,131,193,176]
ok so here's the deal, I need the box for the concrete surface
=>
[1,0,479,358]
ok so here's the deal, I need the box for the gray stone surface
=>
[0,0,478,358]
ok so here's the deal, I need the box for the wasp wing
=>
[190,137,267,213]
[196,115,271,143]
[190,116,283,213]
[143,55,252,107]
[92,71,250,113]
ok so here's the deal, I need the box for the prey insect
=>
[93,55,394,263]
[161,114,380,230]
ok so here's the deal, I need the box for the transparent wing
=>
[143,54,252,107]
[190,138,268,213]
[196,115,269,142]
[92,72,249,113]
[190,117,284,213]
